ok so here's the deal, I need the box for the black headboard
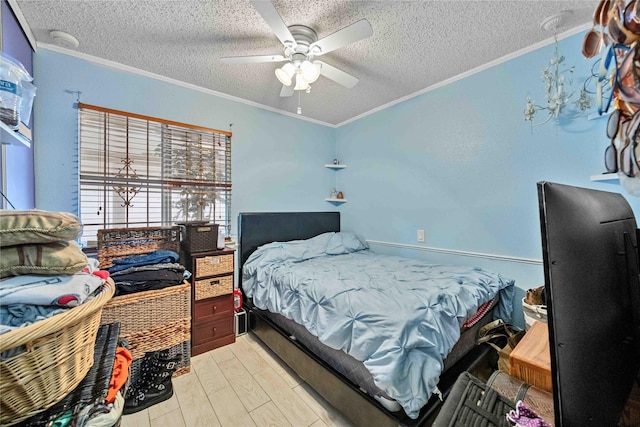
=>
[238,212,340,289]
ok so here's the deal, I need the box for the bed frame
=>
[238,212,492,427]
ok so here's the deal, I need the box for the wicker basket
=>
[97,226,191,378]
[0,280,115,426]
[121,317,191,360]
[194,253,234,278]
[100,282,191,335]
[194,275,233,301]
[178,222,219,253]
[99,281,191,379]
[97,226,180,269]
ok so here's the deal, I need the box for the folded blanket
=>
[107,250,179,274]
[0,304,67,334]
[0,271,104,307]
[109,262,184,277]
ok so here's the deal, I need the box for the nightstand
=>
[185,248,236,356]
[509,320,552,393]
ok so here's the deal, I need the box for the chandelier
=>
[524,13,593,127]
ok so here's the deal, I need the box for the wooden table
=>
[509,320,552,393]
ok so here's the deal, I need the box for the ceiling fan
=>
[221,0,373,97]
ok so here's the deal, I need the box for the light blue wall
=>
[32,49,336,237]
[335,32,639,327]
[30,33,640,327]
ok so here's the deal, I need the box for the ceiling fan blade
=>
[280,84,294,97]
[220,54,286,64]
[250,0,297,48]
[309,19,372,56]
[316,61,359,88]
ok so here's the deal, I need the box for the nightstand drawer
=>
[192,316,234,346]
[194,275,233,301]
[193,294,234,322]
[194,254,234,278]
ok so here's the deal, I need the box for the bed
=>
[238,212,514,426]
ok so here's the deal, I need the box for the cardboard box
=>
[509,320,552,392]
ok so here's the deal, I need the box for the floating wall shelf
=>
[590,173,619,182]
[0,121,31,148]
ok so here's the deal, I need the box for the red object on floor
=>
[105,347,133,404]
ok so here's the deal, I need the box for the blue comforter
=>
[242,232,514,418]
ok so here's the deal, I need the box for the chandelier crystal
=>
[524,38,593,127]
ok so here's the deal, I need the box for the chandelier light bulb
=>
[300,60,321,83]
[294,73,310,91]
[275,62,296,86]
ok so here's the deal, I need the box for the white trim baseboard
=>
[366,240,543,266]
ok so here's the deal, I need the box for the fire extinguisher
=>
[233,288,243,311]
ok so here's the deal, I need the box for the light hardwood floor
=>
[121,332,355,427]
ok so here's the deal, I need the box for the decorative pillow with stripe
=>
[0,210,83,247]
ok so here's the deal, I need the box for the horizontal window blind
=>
[78,103,231,246]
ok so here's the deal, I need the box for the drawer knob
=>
[210,280,220,286]
[212,327,217,333]
[212,306,217,313]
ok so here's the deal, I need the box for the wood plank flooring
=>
[121,332,355,427]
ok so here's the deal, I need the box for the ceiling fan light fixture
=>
[275,62,296,86]
[301,60,321,83]
[294,74,310,91]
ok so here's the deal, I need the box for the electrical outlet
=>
[417,229,425,243]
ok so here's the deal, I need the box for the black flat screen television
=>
[538,181,640,426]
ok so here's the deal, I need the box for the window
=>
[78,103,231,247]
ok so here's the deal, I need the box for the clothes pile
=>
[0,210,108,339]
[0,210,134,426]
[106,249,189,296]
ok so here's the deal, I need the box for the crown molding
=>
[336,22,592,127]
[37,43,336,128]
[34,19,590,130]
[6,0,37,51]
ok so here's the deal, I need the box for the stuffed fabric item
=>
[0,210,83,247]
[0,270,104,306]
[0,240,88,278]
[507,401,553,427]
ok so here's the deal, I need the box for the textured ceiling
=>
[12,0,597,126]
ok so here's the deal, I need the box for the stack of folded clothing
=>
[0,210,109,341]
[106,249,189,296]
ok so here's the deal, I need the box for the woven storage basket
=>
[195,275,233,301]
[100,282,191,335]
[178,222,219,253]
[97,226,180,269]
[123,317,191,360]
[97,226,191,378]
[0,280,115,426]
[194,253,234,278]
